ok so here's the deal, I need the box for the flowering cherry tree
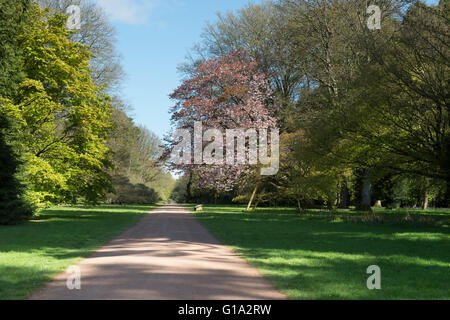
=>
[166,51,277,194]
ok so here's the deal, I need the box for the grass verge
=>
[0,204,158,300]
[192,205,450,300]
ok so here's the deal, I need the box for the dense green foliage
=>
[36,0,174,205]
[1,1,447,220]
[193,205,450,299]
[0,112,34,225]
[3,5,114,206]
[0,204,158,299]
[0,0,448,302]
[175,0,449,211]
[0,1,173,224]
[0,0,28,98]
[0,0,34,224]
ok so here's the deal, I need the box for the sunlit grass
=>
[0,204,158,300]
[193,205,450,300]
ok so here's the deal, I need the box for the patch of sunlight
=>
[264,256,320,267]
[300,250,368,261]
[265,249,449,268]
[383,255,449,267]
[393,232,449,241]
[312,231,449,242]
[311,231,379,238]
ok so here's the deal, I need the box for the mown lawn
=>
[192,205,450,300]
[0,205,158,300]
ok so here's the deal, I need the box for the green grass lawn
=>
[0,204,158,300]
[192,205,450,300]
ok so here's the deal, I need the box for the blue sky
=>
[96,0,262,139]
[96,0,440,139]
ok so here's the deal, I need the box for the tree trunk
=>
[422,192,429,210]
[297,198,304,213]
[186,172,193,203]
[444,178,450,208]
[358,169,372,211]
[253,189,264,210]
[339,180,350,208]
[246,184,259,211]
[422,179,430,210]
[327,199,333,211]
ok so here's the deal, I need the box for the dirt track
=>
[30,205,286,300]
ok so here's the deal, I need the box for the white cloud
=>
[96,0,155,25]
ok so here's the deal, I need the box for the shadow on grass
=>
[1,206,157,252]
[0,205,158,299]
[194,206,450,299]
[248,256,450,299]
[60,204,158,212]
[197,212,450,259]
[0,265,57,300]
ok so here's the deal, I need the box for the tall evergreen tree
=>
[0,0,29,98]
[0,107,33,225]
[0,0,34,224]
